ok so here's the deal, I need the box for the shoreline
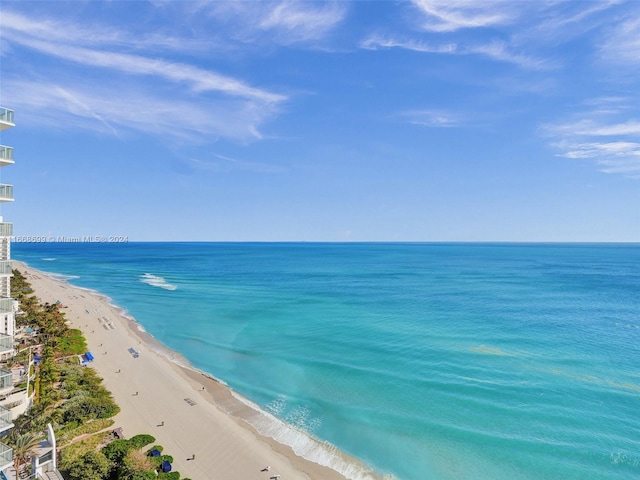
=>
[14,261,383,480]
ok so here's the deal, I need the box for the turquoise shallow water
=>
[12,243,640,480]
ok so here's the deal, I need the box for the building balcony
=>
[0,146,13,167]
[0,262,11,276]
[0,185,12,202]
[0,300,13,315]
[0,441,12,471]
[0,368,12,395]
[0,224,12,237]
[0,108,14,132]
[0,405,13,435]
[0,334,11,358]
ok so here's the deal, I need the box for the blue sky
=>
[0,0,638,242]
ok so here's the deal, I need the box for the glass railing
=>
[0,369,12,390]
[0,262,11,275]
[0,108,14,125]
[0,441,12,468]
[0,405,12,428]
[0,185,13,201]
[0,333,11,351]
[0,299,13,314]
[0,146,13,163]
[0,224,12,237]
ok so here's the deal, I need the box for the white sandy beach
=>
[13,261,376,480]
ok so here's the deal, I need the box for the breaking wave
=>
[139,273,177,291]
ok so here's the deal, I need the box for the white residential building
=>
[0,107,16,475]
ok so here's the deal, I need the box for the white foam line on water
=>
[139,273,177,291]
[228,391,388,480]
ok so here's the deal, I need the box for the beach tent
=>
[85,352,95,361]
[149,449,161,457]
[161,461,172,472]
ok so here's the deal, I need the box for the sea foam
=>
[139,273,177,291]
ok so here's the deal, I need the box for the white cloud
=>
[6,79,275,142]
[410,0,515,32]
[360,35,456,54]
[560,141,640,177]
[361,35,547,69]
[401,109,461,128]
[599,14,640,65]
[0,9,286,142]
[0,10,214,55]
[5,30,283,104]
[193,0,346,45]
[544,101,640,179]
[259,1,347,43]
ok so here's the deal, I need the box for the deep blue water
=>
[12,242,640,480]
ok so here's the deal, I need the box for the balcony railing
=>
[0,441,12,470]
[0,185,13,202]
[0,334,11,353]
[0,108,14,131]
[0,299,13,314]
[0,146,13,165]
[0,262,11,275]
[0,405,12,431]
[0,369,12,391]
[0,224,12,237]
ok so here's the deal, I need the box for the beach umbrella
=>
[149,449,161,457]
[161,460,172,472]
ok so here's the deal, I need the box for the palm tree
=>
[10,431,41,480]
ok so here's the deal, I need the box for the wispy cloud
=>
[3,12,284,104]
[361,35,548,69]
[259,1,347,43]
[0,10,215,55]
[361,35,456,54]
[195,0,347,45]
[6,79,275,142]
[543,99,640,179]
[410,0,515,32]
[599,14,640,66]
[188,153,288,174]
[0,9,286,141]
[558,141,640,177]
[401,109,462,128]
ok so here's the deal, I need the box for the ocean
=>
[12,242,640,480]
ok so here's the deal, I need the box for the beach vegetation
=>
[10,269,30,299]
[101,439,131,464]
[66,450,112,480]
[9,272,190,480]
[119,449,155,479]
[146,445,163,454]
[56,418,114,445]
[157,473,180,480]
[58,328,87,355]
[128,434,155,449]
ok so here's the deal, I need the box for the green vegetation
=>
[8,270,191,480]
[59,329,87,355]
